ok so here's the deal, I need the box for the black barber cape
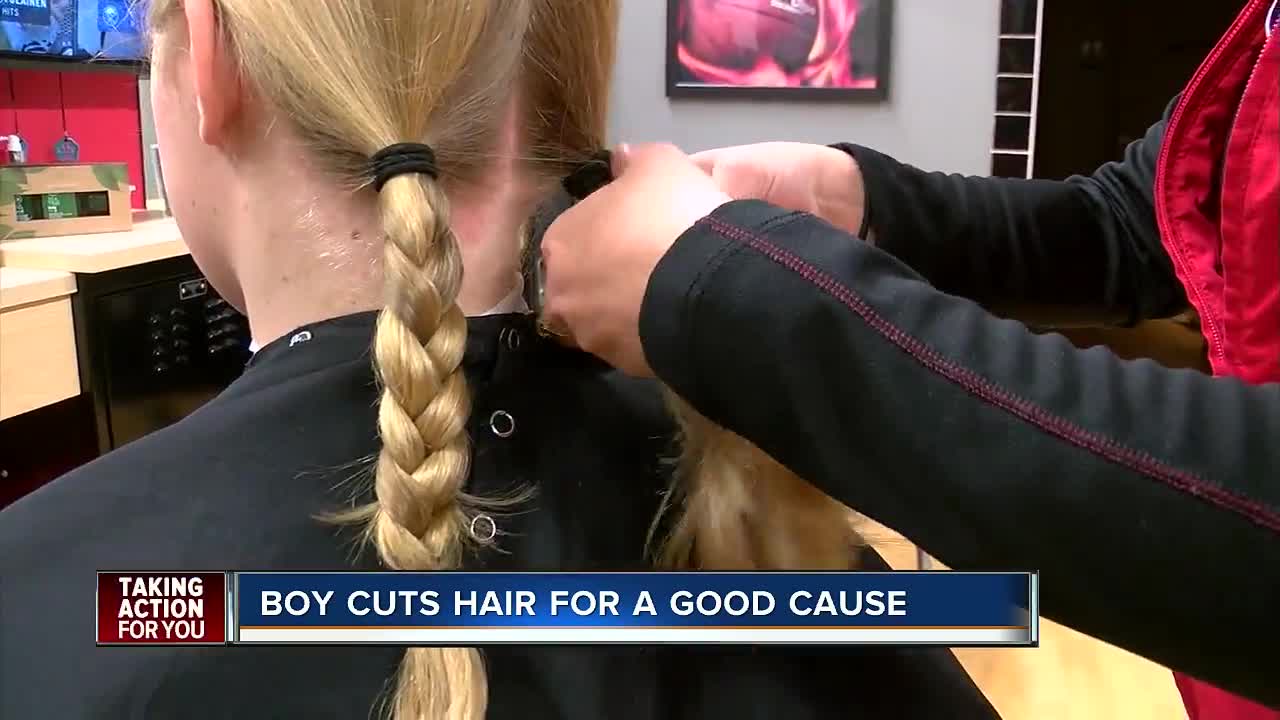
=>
[0,312,998,719]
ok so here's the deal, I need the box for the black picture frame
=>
[666,0,893,101]
[0,0,149,70]
[0,53,148,73]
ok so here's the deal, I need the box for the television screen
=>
[0,0,148,62]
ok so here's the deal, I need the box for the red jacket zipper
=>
[1155,0,1268,368]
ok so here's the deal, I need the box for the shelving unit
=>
[990,0,1046,178]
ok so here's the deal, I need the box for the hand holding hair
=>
[545,143,871,579]
[541,140,871,376]
[540,142,731,377]
[691,142,868,237]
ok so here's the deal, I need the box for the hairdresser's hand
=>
[541,143,732,377]
[692,142,866,236]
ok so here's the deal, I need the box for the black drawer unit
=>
[73,255,252,452]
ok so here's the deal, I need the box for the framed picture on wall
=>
[666,0,893,100]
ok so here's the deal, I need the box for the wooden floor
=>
[869,533,1188,720]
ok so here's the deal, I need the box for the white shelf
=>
[991,0,1045,179]
[1026,0,1046,178]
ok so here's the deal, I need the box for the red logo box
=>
[96,572,228,646]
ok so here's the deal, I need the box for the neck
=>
[231,175,527,349]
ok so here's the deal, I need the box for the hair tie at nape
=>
[369,143,439,192]
[561,150,614,200]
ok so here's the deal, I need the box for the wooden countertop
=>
[0,213,190,421]
[0,267,81,422]
[0,267,78,310]
[0,214,189,275]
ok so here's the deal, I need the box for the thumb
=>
[610,142,632,178]
[610,142,691,178]
[689,148,721,175]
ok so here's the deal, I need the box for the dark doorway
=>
[1032,0,1242,180]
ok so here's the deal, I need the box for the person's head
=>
[147,0,615,325]
[147,2,860,718]
[147,1,619,717]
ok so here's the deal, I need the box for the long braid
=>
[369,174,486,719]
[370,176,471,569]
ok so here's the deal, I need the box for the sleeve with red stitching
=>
[638,199,1280,710]
[833,96,1185,325]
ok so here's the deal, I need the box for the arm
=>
[640,200,1280,709]
[841,98,1185,326]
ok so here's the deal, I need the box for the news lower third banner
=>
[97,571,1038,647]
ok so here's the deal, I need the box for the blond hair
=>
[149,1,862,718]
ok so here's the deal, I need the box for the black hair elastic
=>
[369,142,439,192]
[561,150,614,200]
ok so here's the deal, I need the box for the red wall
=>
[0,70,11,137]
[2,67,146,210]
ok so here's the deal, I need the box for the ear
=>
[184,0,241,147]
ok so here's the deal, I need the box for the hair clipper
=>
[521,151,615,316]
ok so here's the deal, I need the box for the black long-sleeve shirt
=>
[638,100,1279,709]
[847,97,1186,326]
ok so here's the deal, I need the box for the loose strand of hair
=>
[654,393,869,571]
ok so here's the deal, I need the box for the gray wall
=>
[137,0,1000,203]
[610,0,1000,175]
[138,76,161,203]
